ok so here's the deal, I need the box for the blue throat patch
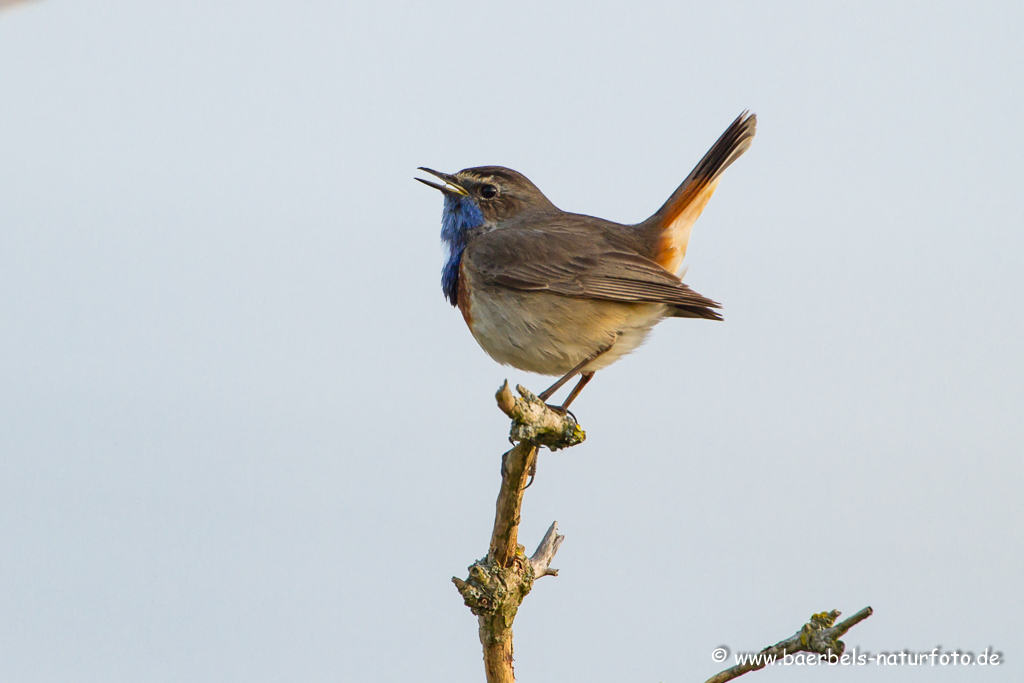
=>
[440,195,485,306]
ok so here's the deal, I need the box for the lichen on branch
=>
[496,381,585,451]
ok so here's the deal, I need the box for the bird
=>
[418,111,755,411]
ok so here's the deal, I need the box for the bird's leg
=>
[525,346,609,486]
[537,356,591,401]
[537,341,613,404]
[560,371,595,411]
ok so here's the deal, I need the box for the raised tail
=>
[643,111,756,275]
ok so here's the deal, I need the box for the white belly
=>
[465,283,667,376]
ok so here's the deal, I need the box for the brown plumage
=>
[419,112,756,409]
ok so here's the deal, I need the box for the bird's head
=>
[418,165,557,305]
[417,166,555,240]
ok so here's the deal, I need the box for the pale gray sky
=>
[0,2,1021,682]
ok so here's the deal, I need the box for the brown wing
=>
[466,223,722,320]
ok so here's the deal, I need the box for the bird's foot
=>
[524,459,537,489]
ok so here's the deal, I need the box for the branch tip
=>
[495,380,516,416]
[495,383,585,451]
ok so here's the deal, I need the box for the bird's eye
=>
[479,184,499,199]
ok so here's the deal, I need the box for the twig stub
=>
[529,521,565,578]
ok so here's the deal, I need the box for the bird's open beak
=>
[416,167,469,196]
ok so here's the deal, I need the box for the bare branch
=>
[459,381,873,683]
[529,521,565,578]
[488,440,536,569]
[704,607,874,683]
[453,382,586,682]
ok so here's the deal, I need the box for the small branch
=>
[704,607,874,683]
[490,382,582,568]
[831,606,874,637]
[453,383,584,683]
[496,381,585,451]
[529,521,565,578]
[489,441,537,568]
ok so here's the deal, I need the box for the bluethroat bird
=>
[418,112,755,411]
